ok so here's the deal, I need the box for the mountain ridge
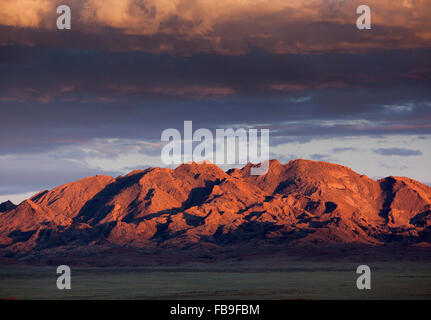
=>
[1,159,430,263]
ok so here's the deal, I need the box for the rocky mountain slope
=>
[1,159,431,262]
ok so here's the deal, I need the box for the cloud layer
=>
[1,0,431,54]
[0,0,430,201]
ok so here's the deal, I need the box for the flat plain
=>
[1,258,430,300]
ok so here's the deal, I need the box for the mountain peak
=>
[287,158,349,171]
[175,160,227,177]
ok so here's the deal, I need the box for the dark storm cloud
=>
[0,47,430,155]
[373,148,423,156]
[1,46,431,99]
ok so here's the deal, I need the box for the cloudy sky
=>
[0,0,430,203]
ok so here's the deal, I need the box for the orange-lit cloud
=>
[270,82,348,92]
[149,85,235,97]
[0,0,430,54]
[0,0,52,28]
[107,84,235,98]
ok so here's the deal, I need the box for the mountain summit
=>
[1,159,430,262]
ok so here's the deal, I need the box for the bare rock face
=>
[1,159,430,259]
[30,175,116,222]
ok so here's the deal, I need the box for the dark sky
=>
[0,0,430,202]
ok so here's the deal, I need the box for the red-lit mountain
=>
[1,159,430,264]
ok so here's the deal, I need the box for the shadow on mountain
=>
[379,177,396,221]
[205,221,284,245]
[74,171,148,226]
[34,222,117,250]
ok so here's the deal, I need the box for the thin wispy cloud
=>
[373,147,423,156]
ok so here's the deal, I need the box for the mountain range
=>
[1,159,431,265]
